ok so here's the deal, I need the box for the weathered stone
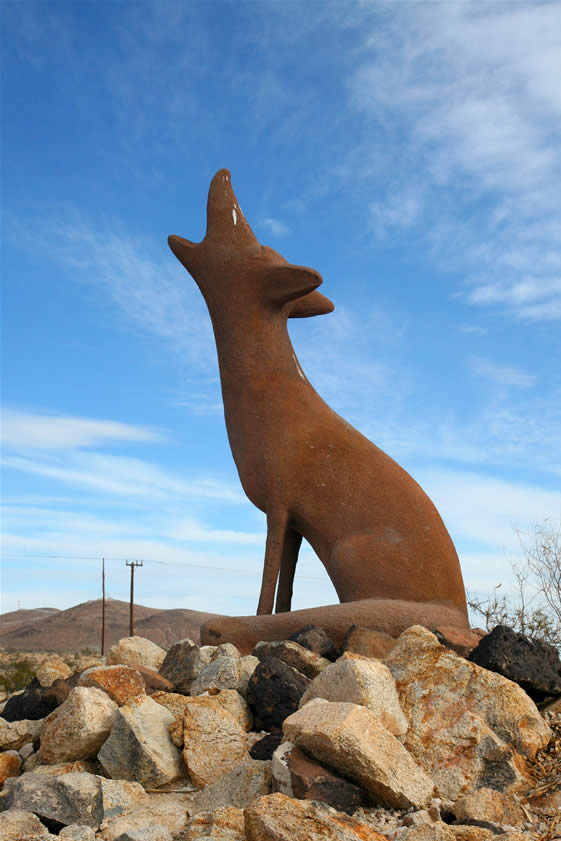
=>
[106,636,167,671]
[0,751,22,787]
[0,771,146,828]
[468,625,561,700]
[250,731,283,761]
[59,824,97,839]
[32,760,97,776]
[97,793,189,841]
[431,626,485,658]
[284,698,433,809]
[78,665,145,705]
[134,664,175,694]
[0,808,54,840]
[244,792,388,840]
[98,695,183,788]
[254,640,330,680]
[182,696,250,787]
[247,656,310,731]
[448,828,494,841]
[239,655,259,698]
[452,788,525,826]
[192,759,271,814]
[188,806,245,840]
[299,652,408,741]
[36,656,73,687]
[152,690,193,719]
[272,741,367,813]
[405,824,456,841]
[0,717,42,751]
[18,741,35,760]
[158,639,213,694]
[212,689,253,732]
[341,625,397,660]
[385,626,551,801]
[39,687,118,764]
[169,717,184,747]
[288,626,339,661]
[191,654,244,696]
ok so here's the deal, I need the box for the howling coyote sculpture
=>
[168,170,468,648]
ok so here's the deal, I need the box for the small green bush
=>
[0,659,36,693]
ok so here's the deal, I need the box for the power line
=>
[1,552,325,579]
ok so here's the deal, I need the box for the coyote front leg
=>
[257,509,290,615]
[275,527,302,613]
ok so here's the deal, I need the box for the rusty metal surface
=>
[168,170,468,625]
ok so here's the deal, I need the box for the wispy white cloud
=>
[258,217,289,238]
[2,451,245,503]
[471,359,536,389]
[1,409,165,450]
[347,1,561,321]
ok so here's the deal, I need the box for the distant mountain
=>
[0,599,223,652]
[0,607,61,631]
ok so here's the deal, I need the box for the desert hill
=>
[0,599,223,652]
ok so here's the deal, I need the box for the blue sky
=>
[2,0,560,620]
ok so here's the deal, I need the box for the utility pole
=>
[126,560,143,636]
[101,557,106,656]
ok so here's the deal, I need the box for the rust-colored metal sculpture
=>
[168,170,468,648]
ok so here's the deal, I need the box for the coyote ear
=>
[263,264,323,308]
[288,290,334,318]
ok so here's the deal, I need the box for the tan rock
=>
[97,792,189,841]
[152,690,193,719]
[212,689,253,732]
[0,751,22,787]
[190,653,244,696]
[0,808,54,840]
[169,717,184,747]
[0,717,42,751]
[244,792,388,840]
[299,652,407,741]
[385,626,550,800]
[239,655,260,698]
[254,640,331,679]
[283,698,433,809]
[33,760,98,776]
[78,665,145,705]
[342,625,397,659]
[188,805,245,839]
[39,687,118,764]
[448,827,494,841]
[182,696,250,787]
[453,787,525,826]
[36,656,72,687]
[106,636,166,671]
[405,825,455,841]
[192,759,271,815]
[59,826,96,840]
[0,771,146,829]
[98,694,183,788]
[431,626,485,658]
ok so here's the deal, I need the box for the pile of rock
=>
[0,624,558,841]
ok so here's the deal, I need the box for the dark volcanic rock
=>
[246,656,311,731]
[1,683,56,722]
[468,624,561,700]
[288,626,338,662]
[250,731,284,760]
[285,744,368,814]
[1,673,81,722]
[158,638,200,694]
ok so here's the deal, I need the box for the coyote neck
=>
[208,311,312,508]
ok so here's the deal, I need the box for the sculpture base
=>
[200,597,470,654]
